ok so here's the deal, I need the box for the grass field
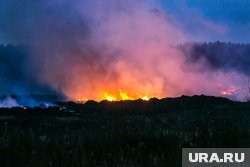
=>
[0,95,250,167]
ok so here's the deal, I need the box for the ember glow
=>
[219,86,238,96]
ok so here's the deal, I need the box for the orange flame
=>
[104,94,117,101]
[119,90,134,100]
[141,95,149,101]
[77,89,151,102]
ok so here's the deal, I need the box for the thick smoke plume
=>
[0,0,249,101]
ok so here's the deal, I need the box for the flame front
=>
[141,95,149,101]
[77,89,151,102]
[105,90,150,101]
[105,94,117,101]
[119,90,134,100]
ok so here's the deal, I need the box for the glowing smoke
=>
[0,95,58,108]
[0,0,248,101]
[0,96,19,108]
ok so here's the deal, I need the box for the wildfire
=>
[105,94,117,101]
[77,89,151,102]
[119,90,134,100]
[141,95,149,101]
[104,90,150,101]
[219,86,237,96]
[77,97,89,103]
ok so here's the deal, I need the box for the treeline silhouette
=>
[180,41,250,75]
[1,42,250,85]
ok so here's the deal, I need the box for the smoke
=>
[0,95,57,108]
[180,42,250,75]
[0,96,19,108]
[0,44,58,96]
[0,0,249,101]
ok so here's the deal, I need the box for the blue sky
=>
[161,0,250,43]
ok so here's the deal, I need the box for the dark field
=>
[1,95,250,167]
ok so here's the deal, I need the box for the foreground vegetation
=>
[1,95,250,167]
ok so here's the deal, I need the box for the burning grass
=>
[78,89,152,102]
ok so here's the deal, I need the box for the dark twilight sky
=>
[161,0,250,43]
[0,0,249,43]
